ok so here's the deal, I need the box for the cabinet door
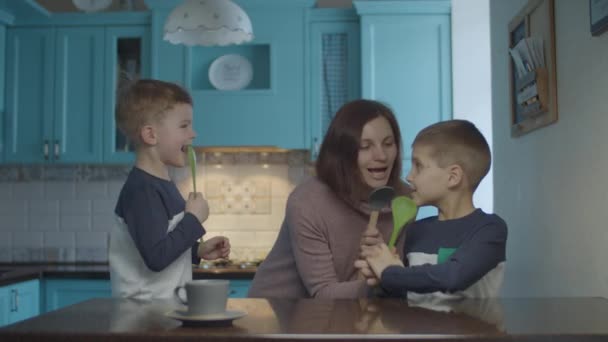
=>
[8,279,40,324]
[103,25,150,163]
[53,27,105,163]
[228,280,251,298]
[43,279,111,313]
[0,286,8,326]
[0,25,6,162]
[357,5,451,219]
[4,27,55,163]
[309,20,360,160]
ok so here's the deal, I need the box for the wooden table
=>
[1,297,608,341]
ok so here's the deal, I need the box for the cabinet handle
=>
[54,140,60,160]
[43,140,49,160]
[15,288,19,312]
[313,137,320,159]
[10,289,18,312]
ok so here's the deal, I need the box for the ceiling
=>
[35,0,352,12]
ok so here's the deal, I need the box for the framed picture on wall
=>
[590,0,608,36]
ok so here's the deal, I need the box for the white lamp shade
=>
[164,0,254,46]
[72,0,112,12]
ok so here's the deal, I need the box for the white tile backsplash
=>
[60,215,92,231]
[29,199,59,215]
[29,215,60,232]
[0,215,27,232]
[76,182,108,199]
[0,151,311,262]
[0,199,26,215]
[60,199,92,215]
[13,182,44,200]
[45,182,76,200]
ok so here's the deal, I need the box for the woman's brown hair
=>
[315,99,403,206]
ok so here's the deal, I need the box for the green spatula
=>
[187,145,197,193]
[388,196,417,248]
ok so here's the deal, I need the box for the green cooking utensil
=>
[388,196,417,248]
[187,145,197,193]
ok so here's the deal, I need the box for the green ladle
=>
[187,145,197,193]
[388,196,417,248]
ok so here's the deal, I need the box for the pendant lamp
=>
[164,0,254,46]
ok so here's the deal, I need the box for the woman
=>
[248,99,410,298]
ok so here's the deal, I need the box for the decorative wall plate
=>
[209,54,253,91]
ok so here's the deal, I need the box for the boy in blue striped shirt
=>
[357,120,507,299]
[109,79,230,300]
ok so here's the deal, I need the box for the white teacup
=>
[174,279,229,316]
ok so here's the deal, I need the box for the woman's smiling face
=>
[357,116,398,189]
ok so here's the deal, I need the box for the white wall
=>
[452,0,493,212]
[491,0,608,297]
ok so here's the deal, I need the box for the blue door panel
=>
[0,286,8,326]
[229,280,251,298]
[54,27,105,163]
[43,279,111,313]
[8,279,40,324]
[103,25,150,164]
[5,28,55,163]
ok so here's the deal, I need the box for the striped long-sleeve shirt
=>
[109,167,203,300]
[381,209,507,300]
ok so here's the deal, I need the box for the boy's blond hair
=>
[115,79,192,146]
[413,120,490,191]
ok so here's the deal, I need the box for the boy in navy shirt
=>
[109,79,230,299]
[357,120,507,299]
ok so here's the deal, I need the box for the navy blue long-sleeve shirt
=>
[381,209,507,298]
[114,167,203,272]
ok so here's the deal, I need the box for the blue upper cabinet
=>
[146,0,316,149]
[307,9,360,160]
[5,27,55,163]
[0,23,6,163]
[354,0,452,220]
[3,12,150,164]
[5,26,104,163]
[354,0,452,152]
[54,27,105,163]
[5,27,103,163]
[103,25,150,164]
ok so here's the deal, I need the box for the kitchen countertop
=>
[0,263,255,286]
[2,297,608,341]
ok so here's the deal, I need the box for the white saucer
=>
[166,309,247,327]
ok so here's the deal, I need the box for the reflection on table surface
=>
[3,297,608,340]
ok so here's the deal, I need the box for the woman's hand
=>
[357,224,384,285]
[360,223,384,247]
[198,236,231,260]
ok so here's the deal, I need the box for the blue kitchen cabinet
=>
[103,25,150,164]
[43,279,111,313]
[0,285,8,326]
[355,0,452,219]
[228,280,251,298]
[0,279,41,327]
[0,24,5,163]
[5,26,105,163]
[4,27,54,163]
[146,0,315,149]
[307,9,360,160]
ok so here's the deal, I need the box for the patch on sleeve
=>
[437,247,456,264]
